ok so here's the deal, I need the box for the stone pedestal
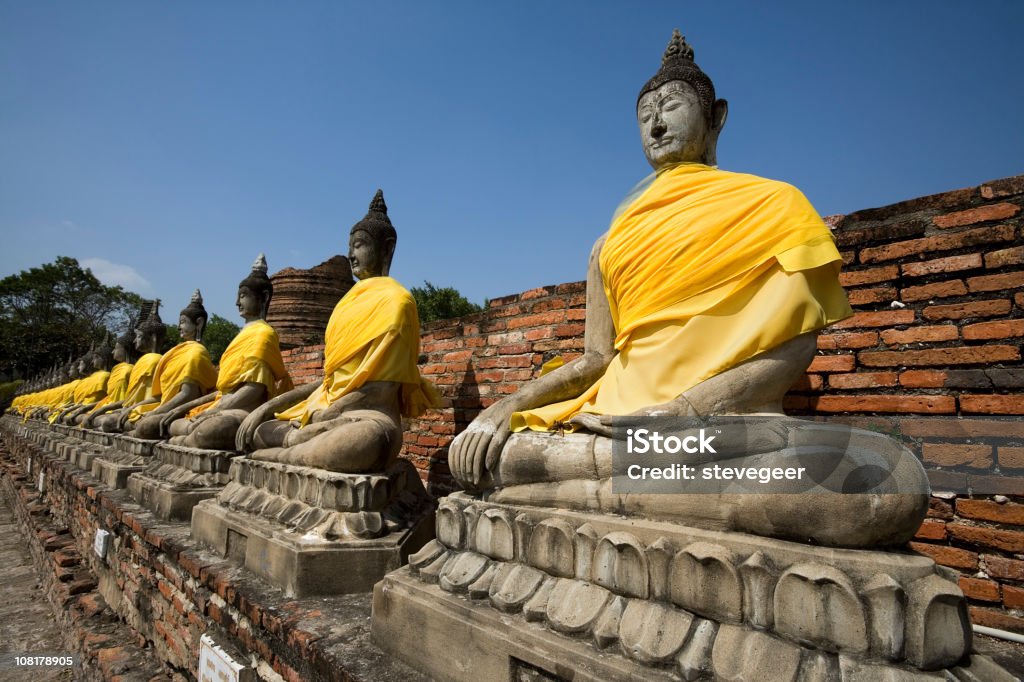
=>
[91,435,157,489]
[127,443,241,522]
[372,493,1014,682]
[192,458,434,597]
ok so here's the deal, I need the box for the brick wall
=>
[279,173,1024,631]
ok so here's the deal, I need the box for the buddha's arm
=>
[83,400,124,427]
[213,382,268,413]
[236,381,319,452]
[450,234,617,490]
[158,392,218,432]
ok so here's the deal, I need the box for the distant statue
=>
[91,303,167,432]
[130,291,218,439]
[447,30,928,548]
[79,331,136,428]
[236,190,439,472]
[166,254,292,450]
[56,341,114,424]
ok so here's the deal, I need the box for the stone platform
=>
[373,493,1014,682]
[91,435,158,489]
[192,457,434,597]
[127,442,242,521]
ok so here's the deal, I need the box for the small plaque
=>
[37,471,45,493]
[198,634,254,682]
[94,529,111,559]
[26,456,33,475]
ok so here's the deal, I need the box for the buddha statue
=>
[235,190,439,472]
[130,290,218,439]
[79,331,136,427]
[447,30,928,548]
[92,304,168,432]
[56,342,114,424]
[165,255,291,450]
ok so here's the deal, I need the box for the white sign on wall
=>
[198,634,254,682]
[94,529,111,559]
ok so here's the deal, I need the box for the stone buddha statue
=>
[79,331,136,427]
[92,304,168,432]
[56,341,114,424]
[130,290,218,439]
[235,190,439,472]
[165,255,292,450]
[447,30,928,549]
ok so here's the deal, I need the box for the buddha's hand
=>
[449,406,513,491]
[116,407,134,431]
[236,406,273,452]
[568,398,699,439]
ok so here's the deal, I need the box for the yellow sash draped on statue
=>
[89,362,133,413]
[188,320,292,418]
[46,380,81,422]
[129,341,217,421]
[122,353,162,407]
[513,163,853,431]
[74,370,110,404]
[275,276,439,426]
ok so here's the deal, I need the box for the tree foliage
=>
[0,257,144,378]
[410,281,483,324]
[164,314,241,365]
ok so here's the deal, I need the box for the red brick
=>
[969,606,1024,634]
[519,286,556,301]
[900,280,967,302]
[962,319,1024,340]
[899,370,947,388]
[1018,292,1024,308]
[967,271,1024,293]
[830,309,915,329]
[933,202,1020,229]
[847,286,896,306]
[817,331,878,350]
[958,577,1000,602]
[807,355,856,373]
[554,323,585,338]
[961,395,1024,415]
[860,346,1019,367]
[985,555,1024,580]
[985,246,1024,269]
[901,254,983,278]
[957,499,1024,526]
[860,225,1015,263]
[829,372,898,390]
[790,374,823,391]
[908,542,978,570]
[922,443,992,468]
[839,265,899,287]
[811,395,955,414]
[1003,585,1024,609]
[507,311,567,330]
[929,497,955,520]
[900,418,1024,439]
[923,299,1012,320]
[947,524,1024,552]
[981,176,1024,199]
[880,326,959,345]
[914,519,947,541]
[999,447,1024,470]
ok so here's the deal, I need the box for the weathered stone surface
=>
[618,600,693,665]
[905,574,972,669]
[711,625,802,682]
[773,563,868,654]
[266,255,355,349]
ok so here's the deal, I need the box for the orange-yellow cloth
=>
[512,163,853,431]
[275,276,439,426]
[122,353,162,407]
[73,370,110,404]
[129,341,216,421]
[187,320,292,418]
[46,380,81,422]
[88,362,134,413]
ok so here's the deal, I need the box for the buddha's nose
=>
[650,116,666,138]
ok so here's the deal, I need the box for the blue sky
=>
[2,1,1022,323]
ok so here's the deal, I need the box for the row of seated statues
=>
[11,191,439,478]
[8,29,929,552]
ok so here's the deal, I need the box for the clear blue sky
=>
[2,1,1022,323]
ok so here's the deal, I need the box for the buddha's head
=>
[73,354,88,379]
[237,253,273,322]
[637,29,728,170]
[179,290,208,343]
[114,328,134,363]
[348,189,397,280]
[136,301,167,353]
[92,338,113,371]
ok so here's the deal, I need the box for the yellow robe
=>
[188,320,292,417]
[88,362,134,413]
[513,163,853,431]
[74,370,110,404]
[276,276,439,426]
[130,341,217,421]
[46,380,81,422]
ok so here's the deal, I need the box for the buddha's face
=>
[179,314,198,341]
[113,342,127,363]
[91,354,104,370]
[236,286,261,321]
[134,328,145,352]
[349,229,386,280]
[638,80,709,170]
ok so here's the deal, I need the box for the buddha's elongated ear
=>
[703,98,728,166]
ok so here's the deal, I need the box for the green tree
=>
[410,281,483,323]
[164,314,240,365]
[0,257,144,378]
